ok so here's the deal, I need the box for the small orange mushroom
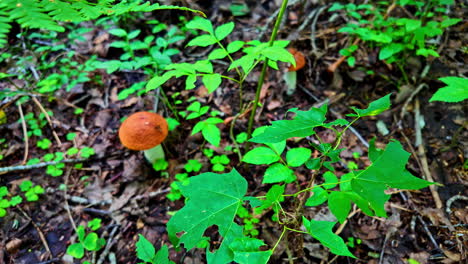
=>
[287,48,305,72]
[284,48,306,95]
[119,111,168,164]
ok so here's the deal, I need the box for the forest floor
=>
[0,0,467,264]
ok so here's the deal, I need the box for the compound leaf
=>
[250,106,327,143]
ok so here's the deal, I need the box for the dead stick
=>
[414,99,443,209]
[17,102,29,165]
[0,158,87,174]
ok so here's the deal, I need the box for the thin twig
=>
[31,97,62,146]
[97,224,120,264]
[0,158,87,174]
[17,102,29,165]
[414,99,443,209]
[63,167,78,232]
[17,207,52,260]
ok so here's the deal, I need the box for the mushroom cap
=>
[287,48,306,72]
[118,111,168,151]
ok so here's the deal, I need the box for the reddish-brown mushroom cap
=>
[118,111,168,151]
[287,48,305,72]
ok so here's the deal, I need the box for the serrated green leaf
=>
[154,244,172,264]
[250,106,327,143]
[251,126,286,154]
[242,147,280,165]
[215,22,234,41]
[263,163,296,184]
[136,234,155,262]
[430,77,468,103]
[305,187,328,206]
[286,148,311,167]
[167,169,247,263]
[348,94,391,117]
[303,217,355,257]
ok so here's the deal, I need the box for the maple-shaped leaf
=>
[249,105,327,143]
[351,140,433,217]
[302,217,355,258]
[168,169,268,264]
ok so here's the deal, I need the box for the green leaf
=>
[67,243,85,259]
[261,46,295,65]
[167,169,247,263]
[263,163,296,184]
[251,126,286,155]
[227,40,244,53]
[19,180,33,192]
[229,238,272,264]
[379,43,404,60]
[430,77,468,103]
[215,22,235,41]
[186,17,214,34]
[323,171,338,189]
[202,123,221,147]
[286,148,311,167]
[250,106,327,143]
[242,147,280,165]
[440,18,461,28]
[348,94,391,117]
[154,245,173,264]
[208,48,228,60]
[187,34,217,47]
[108,28,127,37]
[202,73,222,93]
[87,218,101,231]
[255,185,285,215]
[83,232,99,251]
[136,234,155,262]
[303,217,355,257]
[328,191,351,223]
[305,187,328,206]
[351,140,433,217]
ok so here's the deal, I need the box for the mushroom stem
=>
[284,71,297,96]
[144,144,165,164]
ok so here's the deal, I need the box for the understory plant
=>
[164,94,433,263]
[329,0,461,70]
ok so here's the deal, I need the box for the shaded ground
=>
[0,0,467,263]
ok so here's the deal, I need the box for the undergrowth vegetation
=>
[0,0,466,263]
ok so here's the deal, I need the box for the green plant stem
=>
[245,0,289,149]
[333,117,359,150]
[271,226,287,253]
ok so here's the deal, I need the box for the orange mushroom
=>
[119,111,168,164]
[284,48,306,95]
[287,48,305,72]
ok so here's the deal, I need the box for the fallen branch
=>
[0,158,88,174]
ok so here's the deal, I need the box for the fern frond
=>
[0,11,12,47]
[4,0,64,32]
[41,0,85,22]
